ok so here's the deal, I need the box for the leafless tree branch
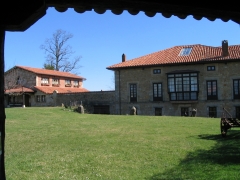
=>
[40,29,81,73]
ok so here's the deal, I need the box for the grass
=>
[5,107,240,180]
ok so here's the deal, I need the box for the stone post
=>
[78,105,84,114]
[131,106,136,115]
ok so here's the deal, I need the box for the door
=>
[181,107,189,116]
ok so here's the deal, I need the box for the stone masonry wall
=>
[5,67,36,89]
[54,91,116,114]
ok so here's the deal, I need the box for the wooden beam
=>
[0,27,6,180]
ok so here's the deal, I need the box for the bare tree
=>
[40,29,82,73]
[107,74,115,90]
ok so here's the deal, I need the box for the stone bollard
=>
[131,106,136,115]
[78,105,84,114]
[191,108,197,117]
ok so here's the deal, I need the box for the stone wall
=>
[5,67,36,89]
[54,91,117,114]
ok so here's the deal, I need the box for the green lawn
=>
[5,107,240,180]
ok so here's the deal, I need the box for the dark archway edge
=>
[1,1,240,179]
[1,1,240,31]
[0,28,6,180]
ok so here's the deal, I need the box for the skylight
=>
[179,47,192,56]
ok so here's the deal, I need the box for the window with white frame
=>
[52,78,59,85]
[41,77,49,84]
[73,80,79,86]
[65,79,71,86]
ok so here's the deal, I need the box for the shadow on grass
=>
[147,130,240,180]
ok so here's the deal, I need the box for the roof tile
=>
[5,86,34,94]
[16,66,86,80]
[34,86,89,94]
[107,44,240,69]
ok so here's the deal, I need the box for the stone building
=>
[4,65,116,114]
[4,66,89,107]
[107,41,240,118]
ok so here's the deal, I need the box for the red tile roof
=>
[34,86,89,94]
[107,44,240,69]
[5,86,34,94]
[15,66,86,80]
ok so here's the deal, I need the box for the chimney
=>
[222,40,229,57]
[122,53,126,62]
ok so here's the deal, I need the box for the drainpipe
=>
[0,27,6,180]
[118,70,121,115]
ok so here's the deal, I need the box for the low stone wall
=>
[54,91,117,114]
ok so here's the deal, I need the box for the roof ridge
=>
[107,44,240,69]
[14,65,86,80]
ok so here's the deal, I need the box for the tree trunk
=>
[0,27,6,179]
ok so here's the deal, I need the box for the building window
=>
[236,106,240,119]
[41,77,49,85]
[36,95,46,102]
[73,80,79,87]
[233,79,240,99]
[167,72,198,101]
[155,108,162,116]
[179,47,192,56]
[209,107,217,118]
[207,66,215,71]
[52,78,59,86]
[181,107,189,116]
[207,80,218,100]
[153,69,161,74]
[36,95,40,102]
[65,79,71,87]
[130,84,137,102]
[41,95,46,102]
[153,83,162,101]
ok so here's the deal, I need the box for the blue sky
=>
[4,7,240,91]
